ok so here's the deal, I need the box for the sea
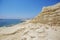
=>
[0,19,24,27]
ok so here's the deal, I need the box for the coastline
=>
[0,3,60,40]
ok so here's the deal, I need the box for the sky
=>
[0,0,60,19]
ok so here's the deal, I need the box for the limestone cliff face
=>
[30,3,60,26]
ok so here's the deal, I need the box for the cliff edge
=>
[30,3,60,26]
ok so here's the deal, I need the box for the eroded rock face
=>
[30,3,60,26]
[0,23,60,40]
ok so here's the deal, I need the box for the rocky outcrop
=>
[30,3,60,26]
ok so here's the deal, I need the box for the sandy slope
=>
[0,3,60,40]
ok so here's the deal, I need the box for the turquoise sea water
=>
[0,19,24,27]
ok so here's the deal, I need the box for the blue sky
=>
[0,0,60,19]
